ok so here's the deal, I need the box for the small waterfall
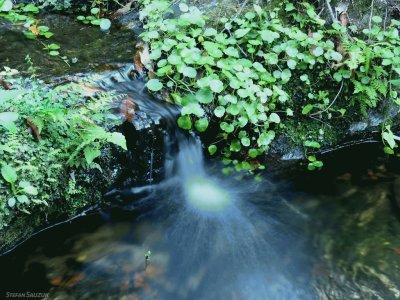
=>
[98,67,315,299]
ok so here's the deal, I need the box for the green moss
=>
[0,76,126,252]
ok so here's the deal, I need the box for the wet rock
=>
[349,122,369,133]
[281,147,305,161]
[329,0,395,26]
[114,10,142,32]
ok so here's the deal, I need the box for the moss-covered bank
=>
[0,74,128,254]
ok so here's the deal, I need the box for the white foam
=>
[185,177,232,212]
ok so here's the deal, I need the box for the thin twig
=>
[234,0,249,19]
[227,29,248,57]
[324,0,337,23]
[318,7,325,17]
[384,5,388,31]
[368,0,375,40]
[309,115,333,127]
[310,80,345,116]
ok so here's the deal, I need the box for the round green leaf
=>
[287,59,297,69]
[249,149,259,158]
[100,18,112,31]
[17,195,29,204]
[179,3,189,12]
[182,66,197,78]
[23,185,38,196]
[209,80,224,93]
[178,115,192,130]
[196,88,213,104]
[147,79,163,92]
[204,28,217,36]
[214,106,225,118]
[230,140,241,152]
[241,137,250,147]
[258,130,275,146]
[372,16,382,23]
[312,47,324,57]
[269,113,281,123]
[90,7,100,14]
[8,197,16,208]
[195,118,209,132]
[220,122,234,133]
[208,145,217,155]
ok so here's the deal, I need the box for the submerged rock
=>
[299,176,400,300]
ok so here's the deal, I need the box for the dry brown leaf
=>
[133,52,144,74]
[120,97,136,122]
[135,42,153,73]
[339,12,349,27]
[112,1,135,18]
[0,79,11,90]
[29,25,40,35]
[78,83,104,97]
[49,276,63,286]
[26,118,41,141]
[63,272,86,288]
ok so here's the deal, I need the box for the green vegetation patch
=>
[0,71,126,231]
[138,0,400,172]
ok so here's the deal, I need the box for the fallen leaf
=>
[26,118,41,141]
[63,272,85,288]
[29,25,40,35]
[50,277,63,286]
[78,83,104,97]
[0,79,11,90]
[112,1,135,18]
[393,247,400,254]
[133,52,144,74]
[339,12,349,26]
[119,97,136,122]
[135,41,153,73]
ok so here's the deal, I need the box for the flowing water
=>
[1,69,400,300]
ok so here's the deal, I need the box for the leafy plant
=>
[137,0,400,171]
[0,75,127,228]
[382,124,400,155]
[0,1,65,59]
[76,4,112,30]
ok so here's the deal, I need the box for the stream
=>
[1,69,400,299]
[1,11,400,300]
[0,14,135,78]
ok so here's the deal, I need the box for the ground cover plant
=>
[0,69,126,229]
[138,0,400,172]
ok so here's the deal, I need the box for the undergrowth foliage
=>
[0,75,126,228]
[139,0,400,172]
